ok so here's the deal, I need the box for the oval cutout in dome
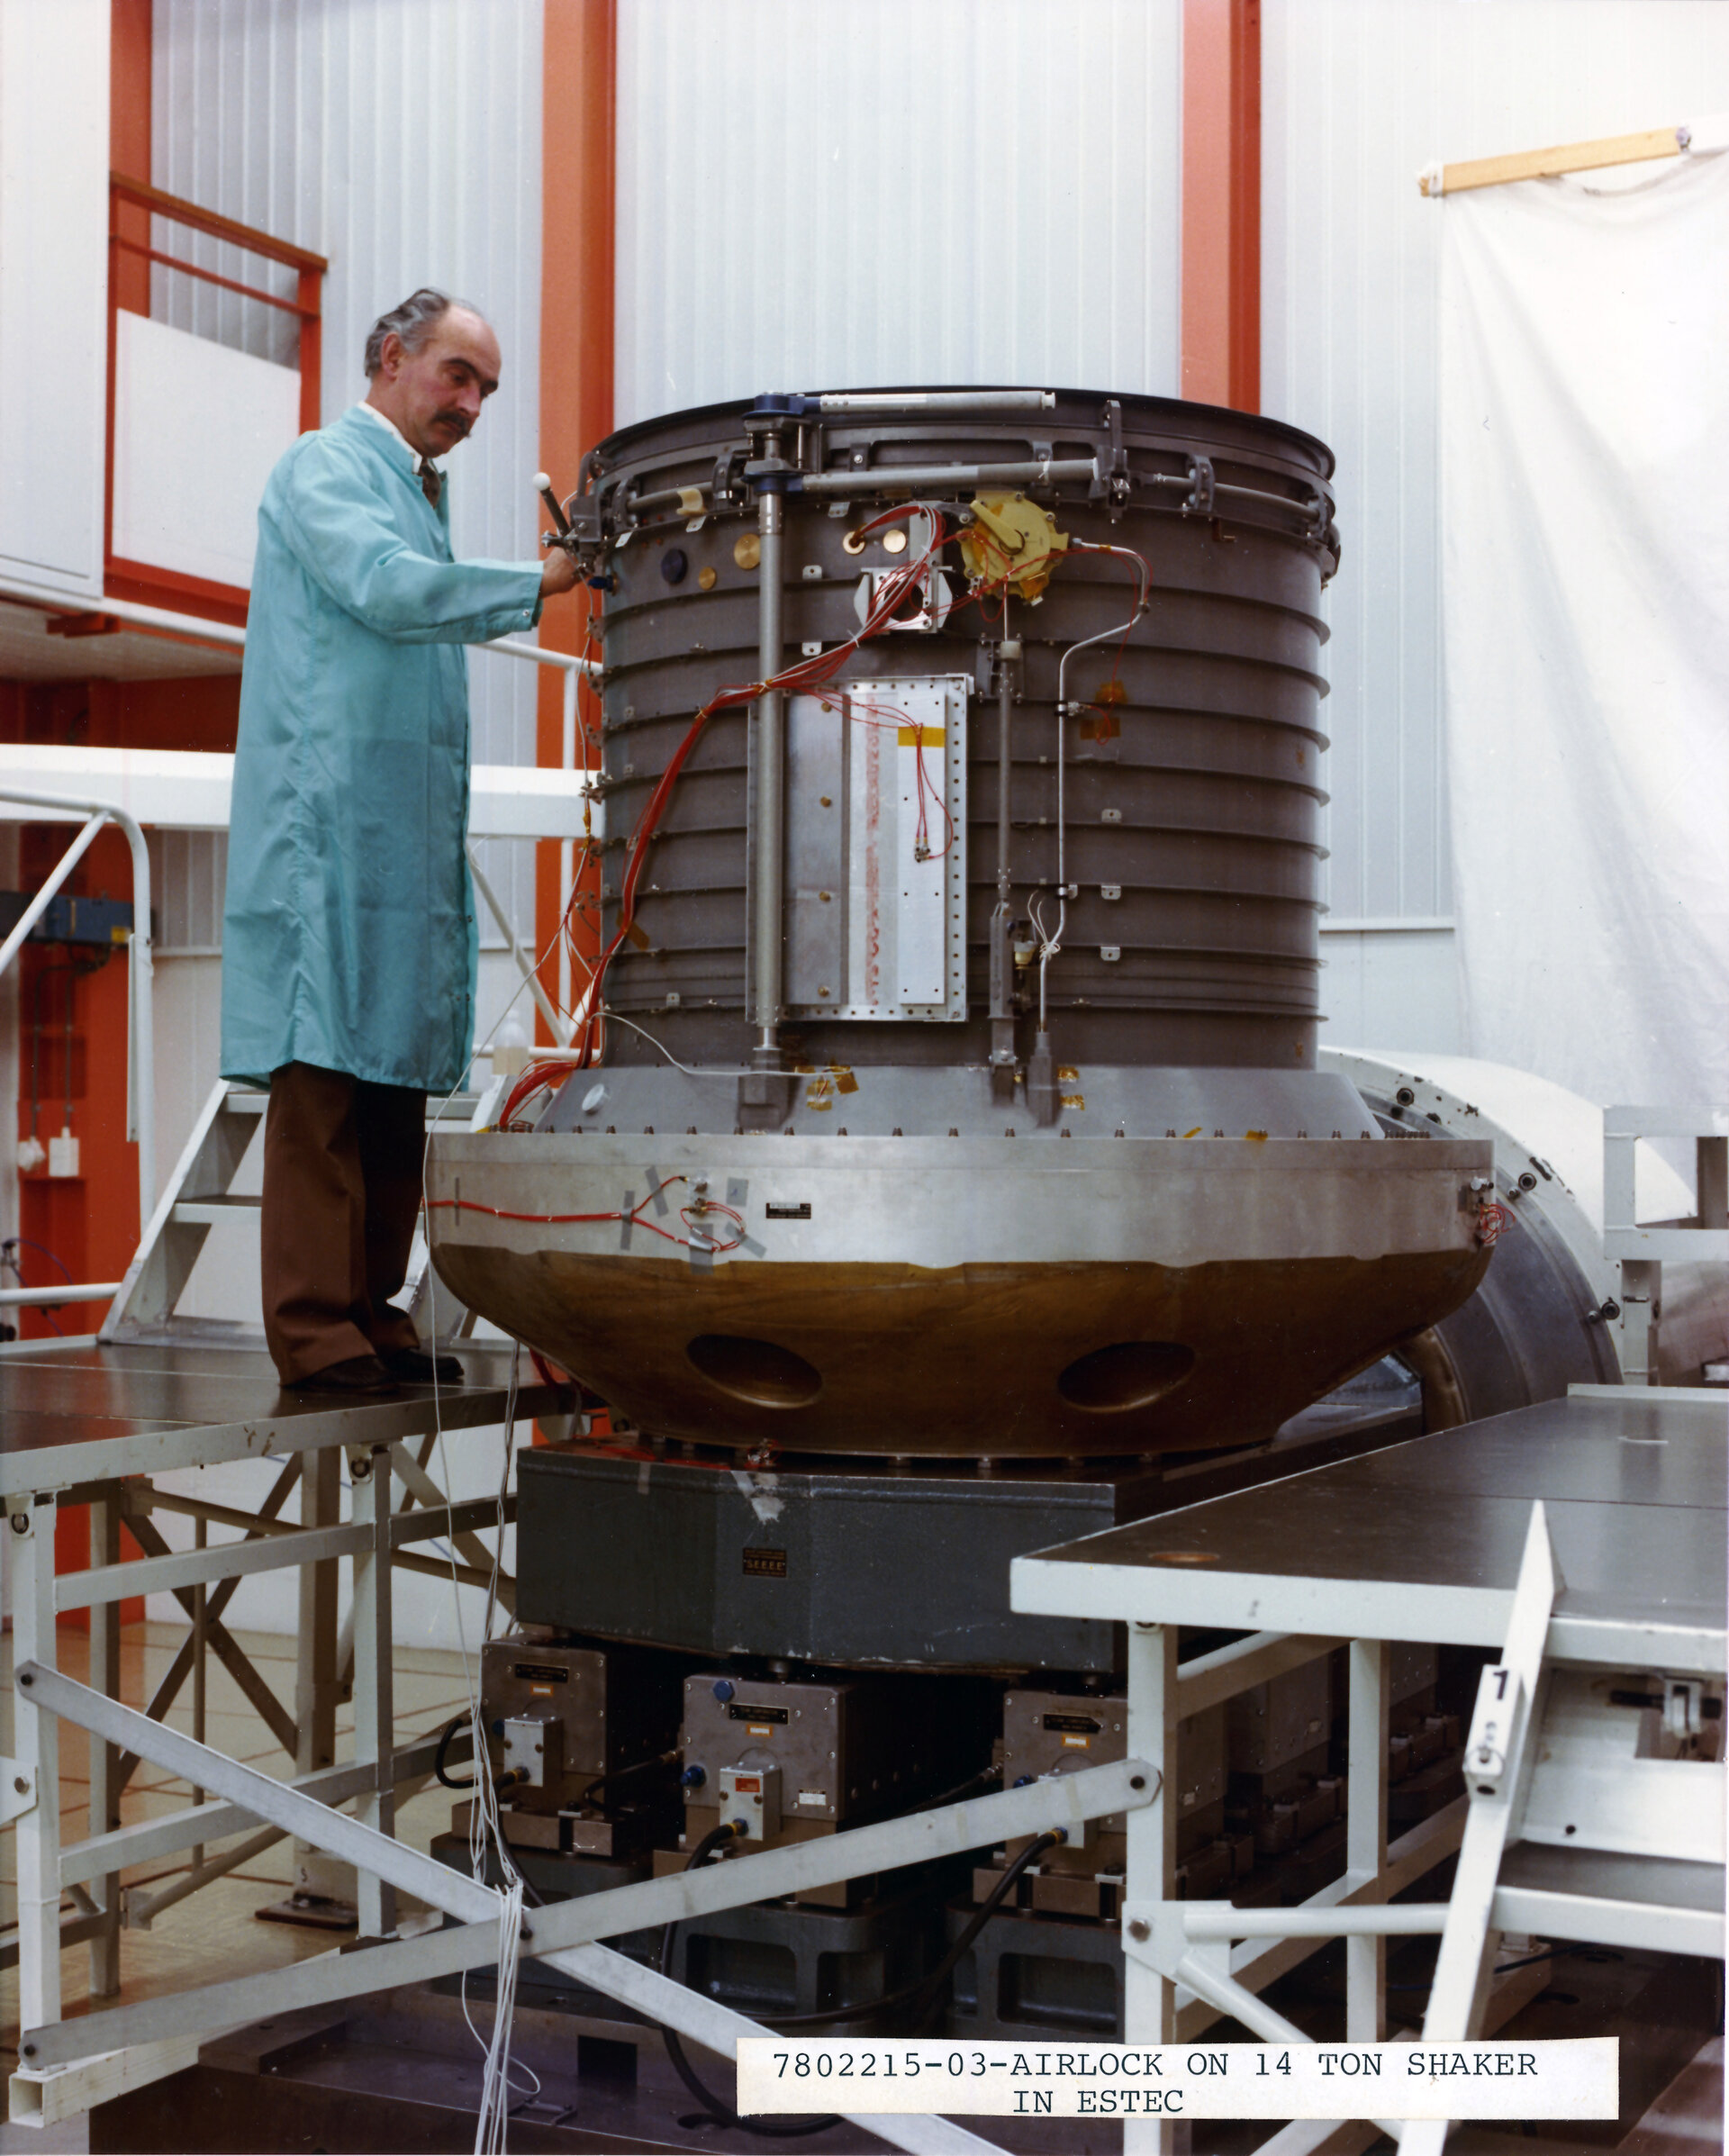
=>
[687,1334,822,1409]
[1058,1340,1196,1413]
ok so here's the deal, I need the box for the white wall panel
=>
[616,0,1181,427]
[152,0,547,956]
[113,315,301,588]
[0,0,110,601]
[1264,0,1729,970]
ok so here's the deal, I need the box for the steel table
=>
[1010,1384,1727,2154]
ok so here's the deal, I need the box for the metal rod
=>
[465,844,570,1046]
[127,1825,284,1929]
[0,582,246,651]
[0,811,110,977]
[59,1726,471,1889]
[801,456,1096,498]
[0,787,157,1222]
[619,482,711,517]
[816,390,1055,414]
[559,662,579,1020]
[13,1516,62,2031]
[1167,1950,1402,2143]
[750,472,786,1051]
[22,1755,1155,2070]
[192,1516,206,1865]
[1183,1903,1449,1939]
[989,616,1016,1082]
[0,1282,123,1309]
[350,1449,396,1938]
[57,1520,371,1610]
[15,1662,501,1932]
[1175,1631,1344,1716]
[481,637,601,681]
[129,1483,509,1554]
[86,1498,122,1999]
[387,1443,514,1616]
[1346,1637,1391,2043]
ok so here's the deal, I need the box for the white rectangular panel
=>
[894,713,947,1004]
[834,675,968,1024]
[0,0,109,599]
[113,313,301,591]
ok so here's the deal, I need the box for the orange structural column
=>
[535,0,617,1043]
[1181,0,1261,412]
[110,0,152,316]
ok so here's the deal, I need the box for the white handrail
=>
[0,603,592,1318]
[0,578,245,652]
[0,787,157,1250]
[482,637,598,1017]
[0,1282,123,1309]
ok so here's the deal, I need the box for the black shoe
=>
[286,1354,402,1396]
[380,1346,465,1385]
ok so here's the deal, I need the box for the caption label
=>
[736,2040,1618,2120]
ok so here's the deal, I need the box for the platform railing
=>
[0,789,156,1293]
[1,610,597,1324]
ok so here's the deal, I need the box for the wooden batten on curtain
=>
[1418,122,1694,197]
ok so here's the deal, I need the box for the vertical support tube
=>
[988,615,1018,1095]
[350,1446,397,1938]
[121,807,156,1226]
[11,1500,63,2030]
[750,473,786,1058]
[292,1449,347,1906]
[1345,1637,1390,2043]
[87,1495,122,1997]
[558,662,579,1024]
[1123,1622,1180,2155]
[191,1514,207,1869]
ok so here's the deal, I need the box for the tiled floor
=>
[2,1620,475,2054]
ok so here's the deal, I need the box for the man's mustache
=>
[433,410,472,438]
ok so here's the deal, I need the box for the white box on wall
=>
[113,313,300,591]
[0,0,110,600]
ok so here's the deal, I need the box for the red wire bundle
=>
[500,504,950,1126]
[498,514,1156,1130]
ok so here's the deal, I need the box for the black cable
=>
[579,1747,680,1814]
[435,1714,476,1790]
[657,1824,844,2139]
[769,1829,1064,2034]
[908,1764,1002,1816]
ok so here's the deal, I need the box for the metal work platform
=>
[1011,1383,1728,2154]
[1,1332,573,2110]
[1,1335,558,1493]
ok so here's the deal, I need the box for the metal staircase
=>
[100,1079,478,1348]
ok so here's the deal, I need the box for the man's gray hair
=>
[363,288,484,377]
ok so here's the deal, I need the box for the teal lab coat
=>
[221,406,544,1093]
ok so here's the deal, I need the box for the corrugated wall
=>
[1264,0,1729,944]
[150,0,547,944]
[614,0,1182,428]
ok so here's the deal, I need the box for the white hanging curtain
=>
[1437,145,1729,1110]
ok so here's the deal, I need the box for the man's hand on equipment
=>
[540,547,582,599]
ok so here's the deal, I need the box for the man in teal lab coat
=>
[222,288,577,1392]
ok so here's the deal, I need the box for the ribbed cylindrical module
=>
[581,389,1337,1073]
[429,390,1498,1459]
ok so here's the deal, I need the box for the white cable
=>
[1042,546,1151,1023]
